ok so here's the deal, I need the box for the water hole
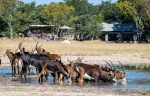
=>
[0,66,150,88]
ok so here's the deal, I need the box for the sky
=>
[21,0,117,5]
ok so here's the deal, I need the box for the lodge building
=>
[102,23,148,43]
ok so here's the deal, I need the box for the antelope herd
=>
[1,40,128,85]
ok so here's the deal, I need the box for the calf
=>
[37,60,69,84]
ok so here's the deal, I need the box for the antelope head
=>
[76,57,84,63]
[34,41,44,54]
[15,40,25,54]
[4,49,11,56]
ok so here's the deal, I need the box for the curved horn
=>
[35,41,39,48]
[118,61,126,74]
[38,44,43,48]
[110,61,116,70]
[110,61,117,82]
[15,48,18,53]
[110,61,116,76]
[103,60,112,69]
[118,61,128,82]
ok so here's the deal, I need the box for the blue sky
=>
[21,0,117,5]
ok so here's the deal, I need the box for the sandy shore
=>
[0,55,150,96]
[1,55,150,66]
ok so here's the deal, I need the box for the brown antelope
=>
[103,60,127,82]
[67,60,117,85]
[34,41,61,61]
[4,49,20,77]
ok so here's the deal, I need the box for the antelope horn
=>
[35,41,39,48]
[38,44,43,48]
[103,60,112,69]
[118,61,126,74]
[109,61,116,70]
[110,61,117,80]
[33,41,39,53]
[15,48,18,53]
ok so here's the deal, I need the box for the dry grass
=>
[0,38,150,56]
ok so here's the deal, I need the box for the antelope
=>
[15,40,37,75]
[103,60,127,82]
[38,60,69,84]
[59,57,84,83]
[4,49,20,77]
[67,60,117,85]
[34,41,61,61]
[16,53,51,83]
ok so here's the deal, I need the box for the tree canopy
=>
[0,0,149,40]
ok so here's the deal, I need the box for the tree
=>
[0,0,18,39]
[98,1,127,23]
[116,0,150,42]
[73,14,103,40]
[14,1,43,36]
[116,0,150,31]
[64,0,98,16]
[40,3,75,28]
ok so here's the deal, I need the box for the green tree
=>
[40,3,75,28]
[98,0,129,23]
[64,0,98,16]
[73,14,103,40]
[116,0,150,30]
[0,0,18,39]
[14,1,44,36]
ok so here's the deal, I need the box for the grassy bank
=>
[0,38,150,56]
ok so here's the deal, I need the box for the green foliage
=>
[117,0,150,30]
[0,0,149,40]
[73,14,103,40]
[0,0,18,39]
[40,3,74,26]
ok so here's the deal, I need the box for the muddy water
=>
[0,66,150,88]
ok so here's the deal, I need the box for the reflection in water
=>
[0,67,150,88]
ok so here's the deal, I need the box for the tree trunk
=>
[8,15,13,40]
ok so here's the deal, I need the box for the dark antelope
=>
[16,53,52,83]
[38,60,69,84]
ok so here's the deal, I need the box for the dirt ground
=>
[0,55,150,96]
